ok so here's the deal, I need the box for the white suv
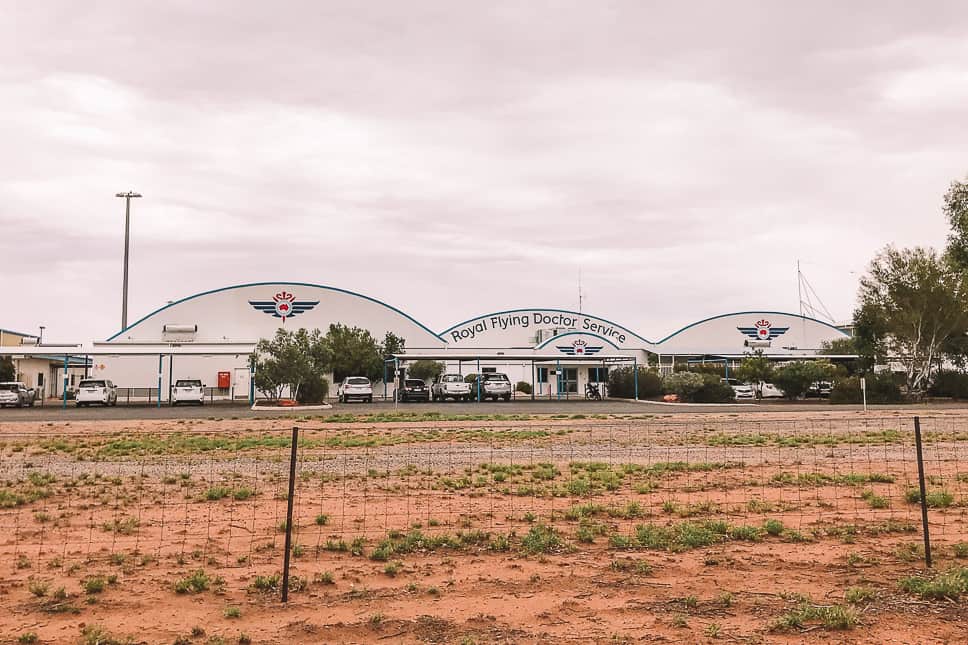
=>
[432,374,471,402]
[338,377,373,403]
[76,379,117,407]
[172,379,205,405]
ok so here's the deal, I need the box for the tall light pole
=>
[115,192,142,330]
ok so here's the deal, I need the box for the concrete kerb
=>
[250,402,334,411]
[611,398,758,408]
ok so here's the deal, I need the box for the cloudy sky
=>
[2,1,966,344]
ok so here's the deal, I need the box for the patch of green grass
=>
[315,513,329,526]
[905,488,954,508]
[28,580,50,597]
[899,567,968,600]
[101,517,139,535]
[82,576,107,594]
[80,624,134,645]
[844,587,876,604]
[764,519,784,536]
[771,603,858,631]
[521,524,566,555]
[314,571,335,585]
[174,569,221,594]
[860,489,889,509]
[953,542,968,558]
[224,606,242,619]
[250,574,281,592]
[18,633,38,644]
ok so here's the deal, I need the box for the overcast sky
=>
[2,1,966,344]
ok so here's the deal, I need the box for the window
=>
[536,367,548,383]
[588,367,608,382]
[559,368,578,393]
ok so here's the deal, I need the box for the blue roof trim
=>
[654,311,850,345]
[441,308,653,344]
[106,282,443,342]
[534,331,622,351]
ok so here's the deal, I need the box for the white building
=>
[2,282,852,402]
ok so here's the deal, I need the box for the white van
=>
[76,379,117,407]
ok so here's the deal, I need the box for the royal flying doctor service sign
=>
[443,310,642,349]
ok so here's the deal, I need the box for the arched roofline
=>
[441,308,653,344]
[105,281,443,342]
[534,331,623,350]
[655,311,850,345]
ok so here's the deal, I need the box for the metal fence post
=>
[913,416,933,568]
[281,426,299,601]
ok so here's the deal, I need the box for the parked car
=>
[807,381,832,398]
[75,379,117,407]
[172,379,205,405]
[399,378,430,402]
[470,373,512,401]
[431,373,472,402]
[722,378,755,400]
[0,382,35,408]
[759,382,784,399]
[338,376,373,403]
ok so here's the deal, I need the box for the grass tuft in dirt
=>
[771,603,859,631]
[899,567,968,600]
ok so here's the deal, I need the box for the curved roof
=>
[654,310,850,345]
[106,281,443,343]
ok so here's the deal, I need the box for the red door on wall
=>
[217,371,231,389]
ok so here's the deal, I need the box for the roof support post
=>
[476,358,480,402]
[157,354,163,408]
[633,356,639,401]
[531,360,535,401]
[556,358,561,401]
[62,354,68,409]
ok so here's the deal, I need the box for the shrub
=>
[661,372,734,403]
[515,381,532,395]
[607,367,662,399]
[407,360,444,382]
[296,375,329,404]
[930,370,968,399]
[831,373,902,404]
[692,375,735,403]
[772,360,837,400]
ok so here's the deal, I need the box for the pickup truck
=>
[431,374,472,402]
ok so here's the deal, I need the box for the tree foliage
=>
[251,328,326,402]
[854,246,968,391]
[607,367,662,399]
[0,357,15,382]
[771,360,837,400]
[407,360,444,382]
[733,351,774,396]
[944,176,968,271]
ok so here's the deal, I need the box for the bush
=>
[772,360,837,400]
[662,372,705,399]
[515,381,532,395]
[407,360,444,383]
[607,367,662,399]
[296,375,329,404]
[831,373,902,404]
[663,372,735,403]
[930,370,968,399]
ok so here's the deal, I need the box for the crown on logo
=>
[755,319,771,328]
[573,339,588,347]
[274,291,294,302]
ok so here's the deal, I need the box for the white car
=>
[759,382,784,399]
[172,379,205,405]
[722,378,755,400]
[432,373,472,402]
[338,376,373,403]
[76,379,117,407]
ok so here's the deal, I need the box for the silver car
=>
[472,373,512,401]
[0,382,35,408]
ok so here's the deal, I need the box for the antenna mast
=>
[578,268,583,314]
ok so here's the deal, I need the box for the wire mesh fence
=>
[2,416,967,580]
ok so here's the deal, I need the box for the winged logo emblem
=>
[737,319,788,341]
[556,338,603,355]
[248,291,319,323]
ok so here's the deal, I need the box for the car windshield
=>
[484,374,509,381]
[405,379,424,387]
[442,375,463,382]
[175,380,201,387]
[79,380,106,388]
[347,378,370,385]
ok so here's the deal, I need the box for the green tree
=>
[944,176,968,270]
[733,351,774,397]
[0,357,15,381]
[323,324,384,383]
[251,328,326,402]
[855,246,968,392]
[819,337,863,374]
[407,360,444,383]
[772,360,837,400]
